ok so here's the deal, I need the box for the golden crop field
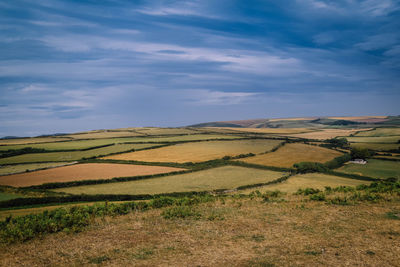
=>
[238,143,343,168]
[53,166,285,195]
[104,139,283,163]
[284,128,371,140]
[64,131,144,139]
[134,127,199,135]
[0,143,160,164]
[355,128,400,137]
[239,173,369,194]
[0,162,75,176]
[220,127,316,134]
[0,163,186,187]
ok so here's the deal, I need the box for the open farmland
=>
[64,131,145,139]
[284,128,370,140]
[0,134,240,151]
[337,159,400,179]
[104,139,283,163]
[350,142,399,151]
[134,127,199,135]
[238,143,343,168]
[53,166,285,195]
[0,192,25,201]
[239,173,369,194]
[220,127,316,135]
[0,143,160,164]
[344,136,400,143]
[355,128,400,137]
[0,162,75,176]
[0,137,72,145]
[0,163,185,187]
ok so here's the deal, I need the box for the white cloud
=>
[183,89,260,105]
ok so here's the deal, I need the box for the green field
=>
[350,143,399,151]
[345,136,400,143]
[0,143,160,164]
[53,166,285,195]
[0,137,72,145]
[0,192,25,201]
[0,134,240,151]
[240,173,369,194]
[0,162,75,175]
[134,127,199,135]
[355,128,400,137]
[337,159,400,179]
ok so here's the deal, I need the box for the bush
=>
[309,193,326,201]
[293,162,328,173]
[161,206,201,219]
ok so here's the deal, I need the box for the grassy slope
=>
[355,128,400,137]
[238,143,343,168]
[350,143,399,151]
[0,192,25,202]
[105,139,283,163]
[1,197,399,266]
[337,159,400,179]
[52,166,284,195]
[345,136,400,143]
[0,143,159,164]
[239,173,370,194]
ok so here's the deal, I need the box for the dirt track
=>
[0,163,185,187]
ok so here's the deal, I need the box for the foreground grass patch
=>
[53,166,284,195]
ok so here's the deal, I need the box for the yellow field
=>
[238,143,343,168]
[219,127,315,134]
[134,127,198,135]
[104,139,283,163]
[53,166,285,195]
[65,131,144,139]
[284,128,371,140]
[239,173,370,194]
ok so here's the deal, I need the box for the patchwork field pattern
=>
[221,127,316,135]
[284,129,371,140]
[240,173,370,194]
[0,163,186,187]
[134,127,199,135]
[0,162,75,176]
[64,131,144,139]
[345,136,400,143]
[104,139,283,163]
[337,159,400,179]
[355,128,400,137]
[53,166,285,195]
[0,137,72,145]
[0,143,160,164]
[238,143,343,168]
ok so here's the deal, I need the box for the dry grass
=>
[134,127,199,135]
[0,163,185,187]
[238,143,343,168]
[1,197,399,266]
[64,131,144,139]
[240,173,370,194]
[284,128,371,140]
[104,139,282,163]
[52,166,284,195]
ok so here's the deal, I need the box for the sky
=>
[0,0,399,137]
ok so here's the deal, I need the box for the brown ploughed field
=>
[0,163,186,187]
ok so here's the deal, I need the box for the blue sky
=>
[0,0,399,136]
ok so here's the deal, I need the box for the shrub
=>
[161,206,201,219]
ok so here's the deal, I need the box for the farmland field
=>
[0,162,75,176]
[337,159,400,179]
[0,163,186,187]
[52,166,285,195]
[220,127,316,134]
[0,143,160,164]
[344,136,400,143]
[104,139,283,163]
[134,127,199,135]
[239,173,369,194]
[238,143,343,168]
[0,192,25,201]
[0,137,72,145]
[355,128,400,137]
[350,142,399,151]
[64,131,144,139]
[284,128,371,140]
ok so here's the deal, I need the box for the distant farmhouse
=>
[350,159,367,164]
